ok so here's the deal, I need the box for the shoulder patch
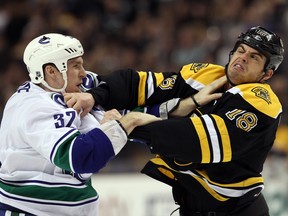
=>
[251,86,271,104]
[190,63,209,73]
[229,83,282,119]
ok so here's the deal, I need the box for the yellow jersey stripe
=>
[150,158,228,201]
[137,71,148,106]
[154,72,165,87]
[190,117,210,163]
[202,115,221,162]
[189,174,229,201]
[150,157,264,200]
[211,115,232,162]
[196,169,264,188]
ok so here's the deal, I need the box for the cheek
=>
[66,71,77,82]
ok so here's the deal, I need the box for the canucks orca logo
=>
[39,36,50,44]
[251,86,271,104]
[80,73,96,91]
[190,63,209,73]
[51,93,67,107]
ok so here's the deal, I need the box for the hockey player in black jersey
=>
[64,26,284,216]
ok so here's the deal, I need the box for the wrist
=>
[116,120,128,136]
[191,94,200,108]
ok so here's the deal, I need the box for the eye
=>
[73,64,80,69]
[236,47,245,54]
[250,54,259,61]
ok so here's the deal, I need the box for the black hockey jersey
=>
[90,63,282,201]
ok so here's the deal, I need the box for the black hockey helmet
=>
[230,26,284,72]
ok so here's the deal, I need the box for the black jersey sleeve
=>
[88,64,226,110]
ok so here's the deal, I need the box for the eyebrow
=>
[69,58,83,64]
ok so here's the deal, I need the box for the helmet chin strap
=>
[41,72,68,93]
[225,64,237,86]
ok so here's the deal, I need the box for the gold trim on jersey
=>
[188,173,229,201]
[190,114,232,163]
[212,115,232,162]
[158,167,176,180]
[137,71,165,106]
[154,72,165,87]
[180,64,225,90]
[151,157,264,201]
[195,169,264,188]
[191,117,211,163]
[137,71,147,106]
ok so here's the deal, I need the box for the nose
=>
[79,66,86,78]
[239,52,248,62]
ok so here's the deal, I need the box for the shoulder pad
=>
[180,63,225,90]
[228,83,282,118]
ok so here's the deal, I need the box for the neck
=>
[223,82,232,91]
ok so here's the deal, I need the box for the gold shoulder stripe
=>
[232,83,282,118]
[180,63,225,86]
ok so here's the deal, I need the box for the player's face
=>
[65,57,86,93]
[227,44,267,85]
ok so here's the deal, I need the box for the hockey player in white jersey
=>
[0,33,160,216]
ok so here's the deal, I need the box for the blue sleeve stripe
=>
[71,128,115,173]
[147,105,160,117]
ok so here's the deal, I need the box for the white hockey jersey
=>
[0,72,127,216]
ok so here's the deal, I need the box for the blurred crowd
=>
[0,0,288,170]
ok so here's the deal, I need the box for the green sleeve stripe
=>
[52,131,80,171]
[0,179,97,202]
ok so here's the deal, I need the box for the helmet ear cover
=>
[230,26,284,72]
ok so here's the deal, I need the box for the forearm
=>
[168,97,197,117]
[60,121,127,174]
[118,112,160,135]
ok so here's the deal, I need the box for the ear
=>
[262,69,274,82]
[44,65,58,78]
